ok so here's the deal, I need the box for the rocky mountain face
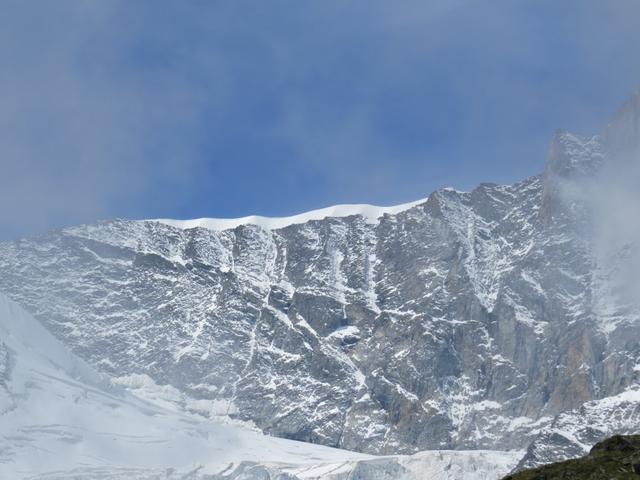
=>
[515,387,640,470]
[0,94,639,466]
[0,290,519,480]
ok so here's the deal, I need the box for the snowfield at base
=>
[151,199,429,231]
[0,292,520,479]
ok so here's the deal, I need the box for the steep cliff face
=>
[0,290,520,480]
[0,95,639,462]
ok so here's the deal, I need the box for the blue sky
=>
[1,0,640,240]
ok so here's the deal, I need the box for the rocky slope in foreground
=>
[504,435,640,480]
[0,94,639,467]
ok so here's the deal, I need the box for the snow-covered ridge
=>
[150,198,428,231]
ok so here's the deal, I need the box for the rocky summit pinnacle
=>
[0,93,639,469]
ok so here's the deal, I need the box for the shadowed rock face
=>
[0,95,639,461]
[504,435,640,480]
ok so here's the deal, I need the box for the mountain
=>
[0,93,639,471]
[503,435,640,479]
[0,291,519,479]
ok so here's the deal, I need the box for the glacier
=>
[0,292,519,479]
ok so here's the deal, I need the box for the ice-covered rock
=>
[0,291,521,479]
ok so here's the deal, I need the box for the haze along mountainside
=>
[0,290,520,480]
[0,93,639,468]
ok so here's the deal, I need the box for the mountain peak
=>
[538,130,603,224]
[544,130,603,179]
[604,90,640,157]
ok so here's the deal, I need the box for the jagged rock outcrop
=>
[515,388,640,471]
[504,435,640,479]
[0,94,639,461]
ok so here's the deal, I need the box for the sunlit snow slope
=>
[0,292,519,479]
[153,198,428,231]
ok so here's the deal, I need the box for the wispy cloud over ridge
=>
[1,0,639,240]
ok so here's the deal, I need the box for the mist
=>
[591,94,640,317]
